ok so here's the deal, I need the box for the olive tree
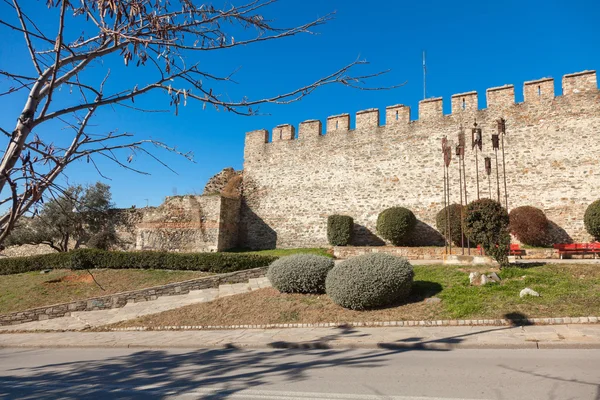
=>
[5,182,116,252]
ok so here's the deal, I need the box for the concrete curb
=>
[108,316,600,332]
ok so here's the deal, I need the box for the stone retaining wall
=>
[333,246,458,260]
[333,246,566,260]
[0,267,267,326]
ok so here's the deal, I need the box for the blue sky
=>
[0,0,598,208]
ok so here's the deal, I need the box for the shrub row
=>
[436,204,474,247]
[509,206,549,247]
[585,200,600,240]
[0,249,278,275]
[376,207,417,246]
[326,253,414,310]
[268,253,414,310]
[267,254,334,294]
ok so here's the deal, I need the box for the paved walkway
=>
[0,277,271,332]
[2,324,600,349]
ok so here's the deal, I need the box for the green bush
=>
[465,199,510,267]
[436,203,473,247]
[376,207,417,246]
[0,249,278,275]
[267,254,334,294]
[327,215,354,246]
[509,206,549,247]
[325,253,414,310]
[584,200,600,240]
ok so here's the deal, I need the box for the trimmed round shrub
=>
[584,200,600,240]
[267,254,334,294]
[509,206,549,247]
[327,215,354,246]
[465,199,510,267]
[325,253,414,310]
[376,207,417,246]
[436,203,473,247]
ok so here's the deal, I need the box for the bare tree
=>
[0,0,398,245]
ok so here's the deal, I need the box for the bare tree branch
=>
[0,0,401,245]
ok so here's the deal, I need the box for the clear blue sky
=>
[0,0,598,208]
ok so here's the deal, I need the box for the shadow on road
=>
[0,325,517,399]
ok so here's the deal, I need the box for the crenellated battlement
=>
[240,68,600,250]
[245,70,598,145]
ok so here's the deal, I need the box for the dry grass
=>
[0,269,211,314]
[110,287,445,328]
[110,263,600,328]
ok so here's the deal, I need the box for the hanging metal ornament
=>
[485,156,492,199]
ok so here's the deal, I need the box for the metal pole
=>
[462,154,470,255]
[443,158,448,254]
[457,146,464,254]
[475,146,480,200]
[501,132,508,209]
[423,51,427,100]
[446,163,452,255]
[495,148,501,202]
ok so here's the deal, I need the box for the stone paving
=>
[2,324,600,350]
[0,277,271,332]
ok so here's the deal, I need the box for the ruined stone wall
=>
[136,194,240,252]
[111,208,150,250]
[241,70,600,249]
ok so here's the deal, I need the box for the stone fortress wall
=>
[241,70,600,249]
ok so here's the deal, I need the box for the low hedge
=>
[327,215,354,246]
[0,249,278,275]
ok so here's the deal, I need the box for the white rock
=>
[469,272,481,284]
[520,288,540,298]
[488,272,501,282]
[480,274,490,285]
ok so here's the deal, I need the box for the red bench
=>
[475,244,525,258]
[509,244,525,258]
[553,243,600,259]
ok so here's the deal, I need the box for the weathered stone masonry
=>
[135,194,240,252]
[241,70,600,249]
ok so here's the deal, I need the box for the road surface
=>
[0,347,599,399]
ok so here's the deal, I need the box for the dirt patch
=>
[109,287,445,329]
[44,274,94,284]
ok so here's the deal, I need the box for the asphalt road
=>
[0,347,599,399]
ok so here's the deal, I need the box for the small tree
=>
[376,207,416,246]
[465,199,510,267]
[584,200,600,240]
[5,182,116,252]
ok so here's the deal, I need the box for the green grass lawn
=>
[0,269,212,315]
[414,263,600,319]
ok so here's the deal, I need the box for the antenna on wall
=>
[422,50,427,100]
